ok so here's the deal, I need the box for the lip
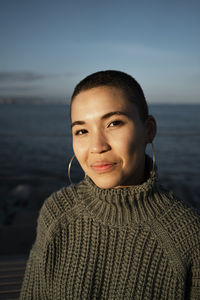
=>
[91,161,116,173]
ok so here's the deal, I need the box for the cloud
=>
[0,85,40,92]
[0,70,76,101]
[0,71,47,82]
[0,71,74,83]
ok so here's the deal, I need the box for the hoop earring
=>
[151,142,156,174]
[68,154,75,184]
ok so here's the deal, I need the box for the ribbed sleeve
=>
[20,250,47,299]
[20,188,76,299]
[186,246,200,299]
[19,209,48,299]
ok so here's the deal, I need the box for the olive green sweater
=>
[20,174,200,299]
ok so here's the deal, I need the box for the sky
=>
[0,0,200,104]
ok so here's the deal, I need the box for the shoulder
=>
[35,184,79,247]
[153,184,200,260]
[40,185,77,224]
[157,184,200,231]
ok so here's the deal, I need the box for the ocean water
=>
[0,104,200,210]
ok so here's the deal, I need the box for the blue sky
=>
[0,0,200,103]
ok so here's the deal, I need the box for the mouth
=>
[91,161,116,174]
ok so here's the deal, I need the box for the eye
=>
[108,120,123,127]
[74,129,88,136]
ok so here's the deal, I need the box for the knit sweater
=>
[20,173,200,299]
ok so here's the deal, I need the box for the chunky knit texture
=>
[20,171,200,299]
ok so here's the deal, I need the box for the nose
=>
[90,131,111,153]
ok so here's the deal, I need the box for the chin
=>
[90,175,122,189]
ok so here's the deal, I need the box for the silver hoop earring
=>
[68,154,75,184]
[151,142,156,174]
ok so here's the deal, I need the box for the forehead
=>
[71,86,137,121]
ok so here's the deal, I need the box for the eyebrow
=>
[71,111,129,128]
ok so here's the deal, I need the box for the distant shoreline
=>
[0,98,67,105]
[0,98,200,105]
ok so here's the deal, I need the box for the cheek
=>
[116,130,136,149]
[73,138,87,163]
[114,129,145,158]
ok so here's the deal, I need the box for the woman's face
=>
[71,86,151,189]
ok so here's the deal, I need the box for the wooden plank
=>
[0,256,27,300]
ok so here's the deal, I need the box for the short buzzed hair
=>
[71,70,149,122]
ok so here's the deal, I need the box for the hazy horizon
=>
[1,96,200,105]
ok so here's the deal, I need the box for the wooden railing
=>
[0,256,27,300]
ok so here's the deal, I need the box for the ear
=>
[144,115,157,144]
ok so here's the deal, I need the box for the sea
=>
[0,103,200,218]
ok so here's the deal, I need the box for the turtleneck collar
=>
[73,156,172,226]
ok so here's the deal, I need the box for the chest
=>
[46,219,185,299]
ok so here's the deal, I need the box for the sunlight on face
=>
[71,86,148,188]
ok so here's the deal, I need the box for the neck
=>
[74,170,171,226]
[115,158,146,188]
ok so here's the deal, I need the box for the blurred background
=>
[0,0,200,255]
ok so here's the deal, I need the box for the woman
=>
[20,70,200,299]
